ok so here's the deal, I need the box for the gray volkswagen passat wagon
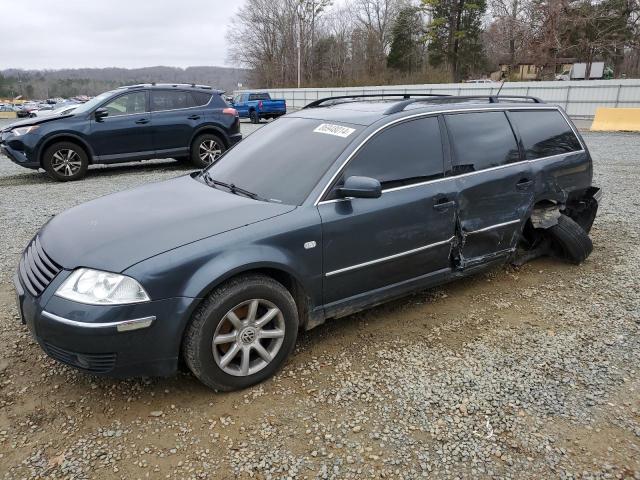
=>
[15,94,601,391]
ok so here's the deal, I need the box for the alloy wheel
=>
[212,299,286,377]
[51,149,82,177]
[199,140,222,165]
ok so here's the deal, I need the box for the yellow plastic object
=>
[591,108,640,132]
[0,112,17,119]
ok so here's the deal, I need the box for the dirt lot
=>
[0,122,639,479]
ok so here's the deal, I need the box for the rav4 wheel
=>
[42,142,89,181]
[547,214,593,264]
[183,274,298,391]
[191,133,225,169]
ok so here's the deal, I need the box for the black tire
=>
[190,133,226,169]
[250,110,260,124]
[42,141,89,181]
[547,214,593,264]
[183,274,299,391]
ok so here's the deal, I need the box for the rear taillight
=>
[258,100,263,109]
[223,107,238,117]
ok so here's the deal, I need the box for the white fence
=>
[236,79,640,118]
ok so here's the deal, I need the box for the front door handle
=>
[516,178,534,190]
[135,118,150,124]
[433,199,456,212]
[188,115,201,120]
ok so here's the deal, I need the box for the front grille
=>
[44,342,117,373]
[18,236,61,297]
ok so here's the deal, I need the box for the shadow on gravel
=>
[0,160,196,187]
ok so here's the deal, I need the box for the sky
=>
[1,0,247,70]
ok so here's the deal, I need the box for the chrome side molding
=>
[41,311,155,333]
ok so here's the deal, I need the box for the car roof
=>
[288,98,559,127]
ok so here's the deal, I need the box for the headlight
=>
[11,125,39,136]
[55,268,150,305]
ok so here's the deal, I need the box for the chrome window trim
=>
[41,311,155,332]
[317,150,584,205]
[325,236,455,277]
[313,105,578,206]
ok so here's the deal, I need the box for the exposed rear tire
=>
[250,110,260,124]
[42,141,88,181]
[183,274,299,391]
[547,214,593,264]
[190,133,226,169]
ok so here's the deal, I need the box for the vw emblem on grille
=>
[239,327,257,344]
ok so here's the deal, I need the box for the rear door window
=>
[509,110,583,159]
[445,111,520,174]
[151,90,193,111]
[340,116,444,189]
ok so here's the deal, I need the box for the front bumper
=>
[1,143,39,168]
[14,271,196,377]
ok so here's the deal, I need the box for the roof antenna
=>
[496,79,506,97]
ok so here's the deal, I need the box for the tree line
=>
[228,0,640,87]
[0,67,250,100]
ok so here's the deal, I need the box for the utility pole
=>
[297,1,303,88]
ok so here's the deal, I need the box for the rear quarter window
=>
[191,91,213,107]
[445,111,520,174]
[509,110,583,160]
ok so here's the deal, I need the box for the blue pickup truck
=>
[231,92,287,124]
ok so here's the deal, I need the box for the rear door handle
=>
[188,115,201,120]
[433,200,456,212]
[516,178,534,190]
[135,118,150,124]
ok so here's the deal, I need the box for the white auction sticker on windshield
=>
[313,123,356,138]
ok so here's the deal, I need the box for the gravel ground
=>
[0,121,639,479]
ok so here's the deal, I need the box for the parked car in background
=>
[16,103,39,118]
[465,79,497,84]
[31,103,79,118]
[0,84,241,181]
[14,93,600,390]
[231,92,286,123]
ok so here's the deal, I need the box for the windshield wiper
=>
[202,171,269,202]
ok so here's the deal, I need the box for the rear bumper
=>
[229,132,242,146]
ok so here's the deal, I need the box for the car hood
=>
[39,174,295,272]
[2,114,75,131]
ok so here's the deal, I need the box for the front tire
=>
[183,275,299,391]
[42,142,88,181]
[547,214,593,264]
[190,133,225,169]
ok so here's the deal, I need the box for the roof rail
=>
[384,95,545,115]
[303,93,450,109]
[122,83,214,90]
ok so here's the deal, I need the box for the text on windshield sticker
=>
[313,124,356,138]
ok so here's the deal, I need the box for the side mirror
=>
[94,108,109,121]
[336,176,382,199]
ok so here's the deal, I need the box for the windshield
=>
[72,90,119,115]
[203,117,362,205]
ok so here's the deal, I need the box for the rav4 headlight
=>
[11,125,39,136]
[55,268,150,305]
